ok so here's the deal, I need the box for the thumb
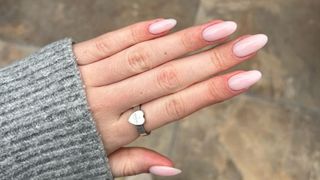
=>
[107,147,182,177]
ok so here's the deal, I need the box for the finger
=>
[108,147,180,177]
[80,20,237,86]
[74,18,177,65]
[91,34,267,112]
[114,70,262,142]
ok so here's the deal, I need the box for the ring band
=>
[128,105,150,136]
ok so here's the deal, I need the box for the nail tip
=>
[169,18,178,22]
[233,34,268,57]
[251,70,263,81]
[251,69,262,75]
[226,21,238,29]
[166,18,177,25]
[149,19,177,34]
[202,21,238,41]
[225,21,238,34]
[256,34,269,44]
[149,166,182,176]
[175,169,182,174]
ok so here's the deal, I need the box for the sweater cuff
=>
[0,38,113,179]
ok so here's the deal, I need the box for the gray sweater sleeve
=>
[0,38,113,179]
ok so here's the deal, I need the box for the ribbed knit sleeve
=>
[0,39,113,179]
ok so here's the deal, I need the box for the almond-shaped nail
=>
[228,70,262,91]
[202,21,237,42]
[149,166,182,176]
[233,34,268,57]
[148,19,177,34]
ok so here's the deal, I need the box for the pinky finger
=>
[143,70,262,129]
[108,147,180,177]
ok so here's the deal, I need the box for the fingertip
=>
[108,147,175,177]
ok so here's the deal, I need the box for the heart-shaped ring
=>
[128,105,150,136]
[128,110,145,125]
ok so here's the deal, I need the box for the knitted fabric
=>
[0,39,113,179]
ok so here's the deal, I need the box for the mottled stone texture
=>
[0,0,319,180]
[0,40,37,67]
[0,0,199,46]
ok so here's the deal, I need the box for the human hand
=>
[73,18,268,177]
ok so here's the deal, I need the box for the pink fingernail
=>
[228,70,262,91]
[148,19,177,34]
[202,21,237,42]
[233,34,268,57]
[149,166,182,176]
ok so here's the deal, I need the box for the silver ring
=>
[128,105,150,136]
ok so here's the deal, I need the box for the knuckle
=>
[209,49,227,70]
[87,89,114,112]
[121,154,135,176]
[129,25,142,43]
[207,78,229,102]
[156,64,181,92]
[94,36,112,55]
[126,44,152,73]
[179,30,195,51]
[165,95,186,120]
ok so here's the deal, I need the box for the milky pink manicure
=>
[202,21,237,42]
[228,70,262,91]
[233,34,268,57]
[148,19,177,34]
[149,166,182,176]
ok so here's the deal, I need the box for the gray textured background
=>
[0,0,319,180]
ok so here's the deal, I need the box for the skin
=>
[73,18,261,177]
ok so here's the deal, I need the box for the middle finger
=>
[91,34,268,113]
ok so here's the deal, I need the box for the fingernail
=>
[202,21,237,42]
[228,70,262,91]
[149,166,182,176]
[149,19,177,34]
[233,34,268,57]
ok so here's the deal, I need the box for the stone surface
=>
[117,173,153,180]
[167,96,320,180]
[0,0,199,46]
[0,40,38,67]
[218,96,320,180]
[125,174,153,180]
[166,101,243,180]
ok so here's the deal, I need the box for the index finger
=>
[74,18,177,65]
[80,20,237,86]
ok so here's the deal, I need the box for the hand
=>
[73,18,268,177]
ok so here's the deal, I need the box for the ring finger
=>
[110,70,262,150]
